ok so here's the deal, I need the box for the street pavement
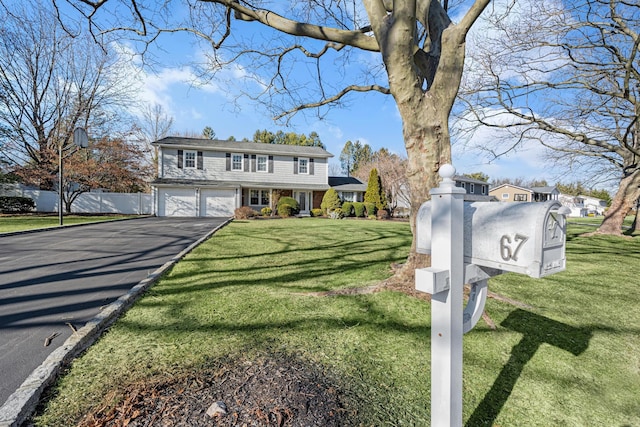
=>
[0,217,229,406]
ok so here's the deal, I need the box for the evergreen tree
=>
[320,188,341,214]
[364,168,388,210]
[202,126,216,139]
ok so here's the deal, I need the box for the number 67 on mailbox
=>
[416,199,569,279]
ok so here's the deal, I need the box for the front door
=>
[295,191,310,215]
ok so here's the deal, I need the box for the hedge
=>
[277,197,299,215]
[341,202,353,217]
[278,203,294,217]
[364,202,377,217]
[0,196,35,213]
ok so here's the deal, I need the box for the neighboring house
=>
[558,194,607,216]
[530,186,561,202]
[489,184,560,202]
[454,175,491,201]
[559,194,589,217]
[151,137,333,216]
[578,194,608,215]
[328,176,367,202]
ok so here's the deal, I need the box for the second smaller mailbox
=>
[416,200,567,278]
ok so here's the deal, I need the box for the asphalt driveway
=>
[0,217,230,407]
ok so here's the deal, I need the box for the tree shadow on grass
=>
[465,309,593,427]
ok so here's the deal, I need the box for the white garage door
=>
[158,189,197,217]
[200,189,235,217]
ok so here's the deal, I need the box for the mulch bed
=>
[75,353,348,427]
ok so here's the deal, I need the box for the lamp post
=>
[58,127,89,226]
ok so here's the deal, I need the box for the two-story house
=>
[151,137,333,217]
[454,175,491,201]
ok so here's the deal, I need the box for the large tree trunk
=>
[599,168,640,235]
[386,25,467,283]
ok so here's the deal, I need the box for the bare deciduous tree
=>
[457,0,640,235]
[0,0,135,190]
[59,0,491,276]
[135,103,174,175]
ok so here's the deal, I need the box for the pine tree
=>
[320,188,341,214]
[364,168,388,211]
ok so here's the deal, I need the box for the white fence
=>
[1,184,152,215]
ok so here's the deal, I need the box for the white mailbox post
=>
[415,164,568,427]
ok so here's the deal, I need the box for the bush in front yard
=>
[341,202,353,217]
[353,202,365,218]
[364,202,377,217]
[310,208,323,217]
[320,189,341,214]
[277,197,299,215]
[261,207,272,216]
[0,196,35,213]
[234,206,258,219]
[278,204,293,217]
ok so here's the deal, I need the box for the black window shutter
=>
[244,154,249,172]
[251,154,256,172]
[178,150,183,169]
[197,151,203,169]
[293,157,298,174]
[226,153,231,171]
[309,158,314,175]
[268,156,274,173]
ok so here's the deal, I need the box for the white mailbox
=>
[417,200,567,278]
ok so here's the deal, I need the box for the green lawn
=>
[0,215,138,233]
[568,215,635,227]
[32,219,640,426]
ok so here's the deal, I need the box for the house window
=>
[232,153,243,171]
[342,192,355,202]
[482,185,487,195]
[514,194,528,201]
[502,193,509,199]
[298,158,309,174]
[257,155,268,172]
[470,183,475,193]
[184,151,196,168]
[249,189,269,206]
[250,189,260,205]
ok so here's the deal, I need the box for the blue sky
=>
[117,1,574,185]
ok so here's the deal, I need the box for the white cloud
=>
[452,107,563,181]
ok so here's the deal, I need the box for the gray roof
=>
[328,176,368,191]
[531,186,558,194]
[455,175,489,185]
[153,136,333,158]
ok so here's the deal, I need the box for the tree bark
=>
[598,168,640,235]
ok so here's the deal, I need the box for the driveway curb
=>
[0,218,233,427]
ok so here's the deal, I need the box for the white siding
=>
[160,149,328,187]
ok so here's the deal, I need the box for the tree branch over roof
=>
[274,84,391,121]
